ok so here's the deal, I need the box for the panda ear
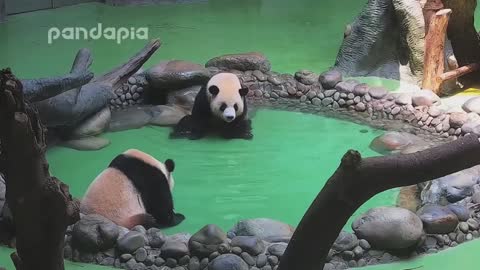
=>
[239,87,249,97]
[165,159,175,173]
[208,85,219,96]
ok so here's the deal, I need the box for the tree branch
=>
[279,134,480,270]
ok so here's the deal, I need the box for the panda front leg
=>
[170,115,208,140]
[222,119,253,140]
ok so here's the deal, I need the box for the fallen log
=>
[279,134,480,270]
[0,68,80,270]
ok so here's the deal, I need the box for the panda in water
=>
[170,72,253,140]
[81,149,185,229]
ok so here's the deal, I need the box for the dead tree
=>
[0,69,80,270]
[278,134,480,270]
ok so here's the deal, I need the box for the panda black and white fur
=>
[81,149,185,229]
[170,72,253,140]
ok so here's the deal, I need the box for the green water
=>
[2,0,480,269]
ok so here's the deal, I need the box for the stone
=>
[267,243,287,257]
[353,246,364,258]
[121,254,133,262]
[324,89,336,97]
[189,224,227,258]
[161,239,189,259]
[353,83,369,96]
[369,131,426,155]
[462,97,480,114]
[294,70,318,85]
[61,137,111,151]
[166,258,177,267]
[359,239,371,250]
[167,85,201,109]
[450,112,468,128]
[188,257,201,270]
[145,60,210,91]
[117,231,146,254]
[322,97,334,106]
[135,248,148,262]
[467,218,479,230]
[149,105,188,126]
[206,52,271,73]
[208,254,249,270]
[267,256,279,266]
[417,205,459,234]
[368,87,388,99]
[332,231,358,252]
[461,121,480,135]
[395,93,412,105]
[231,236,265,256]
[200,258,209,269]
[179,255,190,265]
[100,257,115,266]
[253,70,267,81]
[147,228,167,248]
[342,251,355,261]
[335,81,356,93]
[72,214,119,253]
[108,107,153,132]
[428,106,442,117]
[472,192,480,203]
[447,205,470,221]
[155,257,166,266]
[232,247,242,255]
[459,222,469,233]
[256,254,267,268]
[230,218,294,241]
[319,69,342,89]
[241,252,255,266]
[352,207,423,249]
[70,107,111,139]
[412,90,440,107]
[355,102,366,112]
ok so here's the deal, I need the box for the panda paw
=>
[243,132,254,140]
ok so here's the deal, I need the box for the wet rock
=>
[332,231,358,252]
[462,97,480,114]
[61,137,111,151]
[208,254,249,270]
[267,243,287,257]
[230,218,294,241]
[231,236,265,256]
[294,70,318,85]
[368,87,388,99]
[189,224,227,258]
[412,90,440,107]
[352,207,423,249]
[369,131,426,155]
[117,231,146,254]
[319,69,342,89]
[72,214,119,253]
[70,107,111,138]
[149,105,188,126]
[161,239,189,259]
[353,83,369,96]
[447,205,470,221]
[395,93,412,105]
[417,205,458,234]
[146,60,210,91]
[449,112,468,128]
[206,52,271,73]
[147,228,167,248]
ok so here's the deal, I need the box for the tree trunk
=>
[422,9,451,93]
[278,134,480,270]
[423,0,444,33]
[443,0,480,85]
[0,69,80,270]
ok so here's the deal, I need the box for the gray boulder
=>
[352,207,423,249]
[208,254,249,270]
[417,205,459,234]
[205,52,271,73]
[319,69,342,89]
[294,70,319,85]
[167,85,202,110]
[447,205,471,222]
[161,239,189,259]
[231,236,265,256]
[61,137,111,151]
[72,214,119,252]
[369,131,428,155]
[267,243,287,257]
[145,60,210,91]
[462,96,480,114]
[149,105,188,126]
[189,224,227,258]
[230,218,294,241]
[117,231,146,253]
[412,90,440,107]
[108,106,153,132]
[332,231,358,252]
[70,107,111,139]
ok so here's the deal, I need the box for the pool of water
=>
[46,109,393,235]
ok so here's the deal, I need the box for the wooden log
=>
[440,62,480,81]
[422,9,451,93]
[278,134,480,270]
[423,0,444,34]
[0,69,80,270]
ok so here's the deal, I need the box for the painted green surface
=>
[1,1,480,270]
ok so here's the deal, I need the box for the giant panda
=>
[170,72,253,140]
[81,149,185,229]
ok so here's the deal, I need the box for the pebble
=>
[312,97,322,106]
[155,257,165,266]
[459,222,470,233]
[241,252,255,266]
[232,247,242,255]
[200,258,209,269]
[359,239,371,250]
[324,89,336,97]
[467,219,479,230]
[256,254,267,268]
[267,255,279,266]
[166,258,177,268]
[322,97,334,106]
[135,248,148,262]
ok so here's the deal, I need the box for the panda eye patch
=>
[220,103,227,111]
[234,104,239,111]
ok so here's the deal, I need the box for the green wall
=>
[4,0,97,15]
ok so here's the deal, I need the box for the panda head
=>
[123,149,175,191]
[207,73,249,123]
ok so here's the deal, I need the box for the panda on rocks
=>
[170,72,253,140]
[81,149,185,229]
